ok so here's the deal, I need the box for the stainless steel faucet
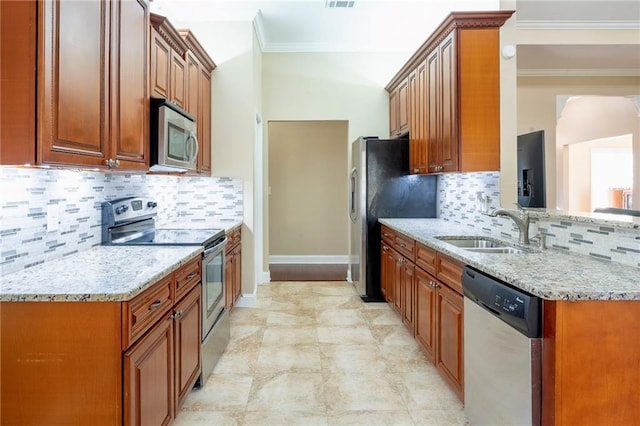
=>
[489,204,530,245]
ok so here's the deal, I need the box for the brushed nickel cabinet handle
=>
[149,300,162,310]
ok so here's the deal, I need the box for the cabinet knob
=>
[105,158,120,168]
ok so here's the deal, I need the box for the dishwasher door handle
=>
[479,300,502,317]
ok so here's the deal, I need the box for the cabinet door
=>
[124,315,174,426]
[389,88,398,137]
[392,251,403,315]
[408,70,420,174]
[198,67,212,174]
[224,252,234,309]
[426,47,440,173]
[110,0,149,169]
[174,285,202,410]
[415,268,436,360]
[410,60,428,174]
[417,60,428,174]
[397,79,409,135]
[151,29,171,99]
[38,0,109,167]
[185,51,200,117]
[233,245,242,303]
[380,242,391,302]
[401,259,415,335]
[439,32,458,173]
[436,282,464,399]
[170,50,186,109]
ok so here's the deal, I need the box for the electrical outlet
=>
[47,205,59,232]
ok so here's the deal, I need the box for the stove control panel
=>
[102,197,158,227]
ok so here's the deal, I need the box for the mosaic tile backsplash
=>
[437,172,640,268]
[0,168,243,276]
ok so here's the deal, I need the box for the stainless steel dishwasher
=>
[462,266,542,426]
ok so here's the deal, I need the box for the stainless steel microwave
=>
[150,99,198,172]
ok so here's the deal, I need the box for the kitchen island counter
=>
[0,245,202,302]
[380,218,640,301]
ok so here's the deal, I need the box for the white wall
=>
[261,51,409,268]
[262,52,408,141]
[173,20,263,294]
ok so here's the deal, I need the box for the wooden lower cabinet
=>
[381,230,464,401]
[174,284,202,410]
[124,314,174,426]
[0,257,202,425]
[225,228,242,310]
[401,258,415,335]
[435,281,464,400]
[415,267,436,361]
[542,300,640,425]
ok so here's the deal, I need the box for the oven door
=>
[202,238,226,340]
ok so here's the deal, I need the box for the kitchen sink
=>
[435,236,525,254]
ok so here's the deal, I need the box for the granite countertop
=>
[380,218,640,301]
[0,246,202,302]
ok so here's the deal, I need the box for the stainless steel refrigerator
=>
[349,136,437,301]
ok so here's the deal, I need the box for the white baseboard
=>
[235,293,257,308]
[259,270,271,284]
[269,255,349,265]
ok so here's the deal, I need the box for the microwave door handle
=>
[186,132,199,163]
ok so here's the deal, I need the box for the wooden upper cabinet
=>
[150,13,188,108]
[151,29,171,100]
[409,61,428,174]
[397,79,409,135]
[438,32,458,173]
[2,0,149,169]
[111,0,149,169]
[170,50,187,109]
[0,1,37,165]
[388,87,399,138]
[185,51,200,117]
[179,29,216,175]
[386,11,513,175]
[38,0,109,167]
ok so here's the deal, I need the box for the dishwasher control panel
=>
[462,266,541,338]
[492,287,526,318]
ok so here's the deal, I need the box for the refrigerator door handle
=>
[349,167,358,222]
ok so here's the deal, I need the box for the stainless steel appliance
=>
[102,197,229,383]
[462,266,542,426]
[349,136,437,301]
[150,99,198,172]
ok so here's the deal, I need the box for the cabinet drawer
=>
[394,232,415,261]
[381,226,395,244]
[436,254,464,295]
[416,243,437,276]
[225,228,241,253]
[122,274,173,350]
[175,256,201,301]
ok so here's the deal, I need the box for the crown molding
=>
[253,10,267,51]
[518,68,640,77]
[517,19,640,30]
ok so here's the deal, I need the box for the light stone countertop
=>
[380,218,640,301]
[0,245,202,302]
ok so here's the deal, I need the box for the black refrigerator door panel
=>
[359,138,437,301]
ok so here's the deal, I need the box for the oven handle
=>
[203,237,227,258]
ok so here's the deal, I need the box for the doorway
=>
[267,121,348,281]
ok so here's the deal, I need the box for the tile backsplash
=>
[438,172,640,268]
[0,168,243,275]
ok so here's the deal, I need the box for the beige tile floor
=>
[175,281,466,426]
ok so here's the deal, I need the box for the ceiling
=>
[151,0,640,76]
